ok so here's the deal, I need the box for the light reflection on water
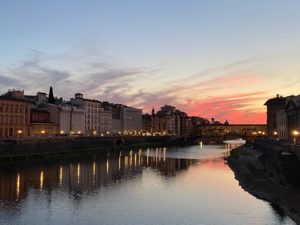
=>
[0,145,296,225]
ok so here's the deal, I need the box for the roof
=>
[264,96,287,106]
[0,96,31,103]
[82,98,101,103]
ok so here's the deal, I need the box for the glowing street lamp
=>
[273,131,278,136]
[17,130,22,134]
[292,130,299,145]
[41,130,46,134]
[93,131,97,135]
[60,130,65,135]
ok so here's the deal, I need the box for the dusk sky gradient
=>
[1,0,300,124]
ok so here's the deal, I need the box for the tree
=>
[48,86,55,104]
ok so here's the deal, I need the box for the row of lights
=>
[273,130,299,137]
[252,131,266,136]
[90,130,169,136]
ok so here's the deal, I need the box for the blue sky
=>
[1,0,300,123]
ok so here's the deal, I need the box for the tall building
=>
[276,110,287,140]
[264,95,287,136]
[122,107,142,132]
[60,105,85,135]
[70,93,112,135]
[285,95,300,141]
[142,114,152,132]
[152,105,181,136]
[0,90,31,138]
[99,108,112,134]
[102,102,143,133]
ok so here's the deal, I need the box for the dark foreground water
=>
[0,145,296,225]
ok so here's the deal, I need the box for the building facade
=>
[151,105,181,136]
[29,108,58,136]
[71,93,112,135]
[285,96,300,141]
[99,108,112,134]
[122,107,142,132]
[264,95,287,136]
[60,105,85,135]
[142,114,152,132]
[276,110,287,140]
[0,90,31,138]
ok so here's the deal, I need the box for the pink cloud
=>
[179,92,267,124]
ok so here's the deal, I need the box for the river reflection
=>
[0,145,296,225]
[0,148,197,202]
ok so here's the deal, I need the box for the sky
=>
[1,0,300,124]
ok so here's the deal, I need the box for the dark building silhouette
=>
[264,94,287,136]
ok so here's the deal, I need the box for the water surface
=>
[0,145,295,225]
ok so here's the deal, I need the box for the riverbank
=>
[0,136,195,164]
[227,146,300,224]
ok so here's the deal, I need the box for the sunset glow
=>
[1,1,300,123]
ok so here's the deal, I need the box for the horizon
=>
[1,1,300,124]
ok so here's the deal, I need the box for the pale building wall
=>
[99,109,112,133]
[122,107,142,132]
[112,119,122,133]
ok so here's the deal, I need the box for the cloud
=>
[0,75,21,87]
[179,92,268,124]
[0,48,269,124]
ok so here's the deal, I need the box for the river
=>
[0,145,296,225]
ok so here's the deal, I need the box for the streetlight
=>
[41,130,46,136]
[17,130,23,138]
[273,131,278,136]
[292,130,299,145]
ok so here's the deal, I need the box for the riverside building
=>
[70,93,112,135]
[0,90,31,138]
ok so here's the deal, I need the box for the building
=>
[142,114,152,132]
[29,108,58,136]
[71,93,112,135]
[151,105,181,136]
[0,90,31,138]
[122,107,142,132]
[47,104,85,135]
[99,108,112,134]
[285,95,300,141]
[104,103,142,133]
[276,110,287,140]
[59,105,85,135]
[25,92,48,106]
[264,95,287,136]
